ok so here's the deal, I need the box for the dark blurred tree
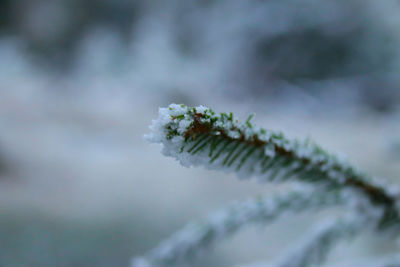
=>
[0,0,14,33]
[1,0,142,68]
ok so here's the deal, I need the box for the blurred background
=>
[1,0,400,266]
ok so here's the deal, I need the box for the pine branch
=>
[237,248,400,267]
[275,216,363,267]
[141,104,400,267]
[131,188,348,267]
[145,104,399,227]
[353,256,400,267]
[321,254,400,267]
[236,216,364,267]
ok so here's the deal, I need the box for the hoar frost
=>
[138,103,400,267]
[145,104,397,221]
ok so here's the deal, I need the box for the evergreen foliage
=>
[135,104,400,267]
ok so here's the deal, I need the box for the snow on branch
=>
[236,216,365,267]
[131,188,349,267]
[337,254,400,267]
[275,216,363,267]
[145,104,399,227]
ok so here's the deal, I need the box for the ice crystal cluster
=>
[136,104,400,267]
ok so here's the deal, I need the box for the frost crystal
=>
[139,104,400,267]
[145,104,399,228]
[276,216,364,267]
[131,188,355,267]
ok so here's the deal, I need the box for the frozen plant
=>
[134,104,400,267]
